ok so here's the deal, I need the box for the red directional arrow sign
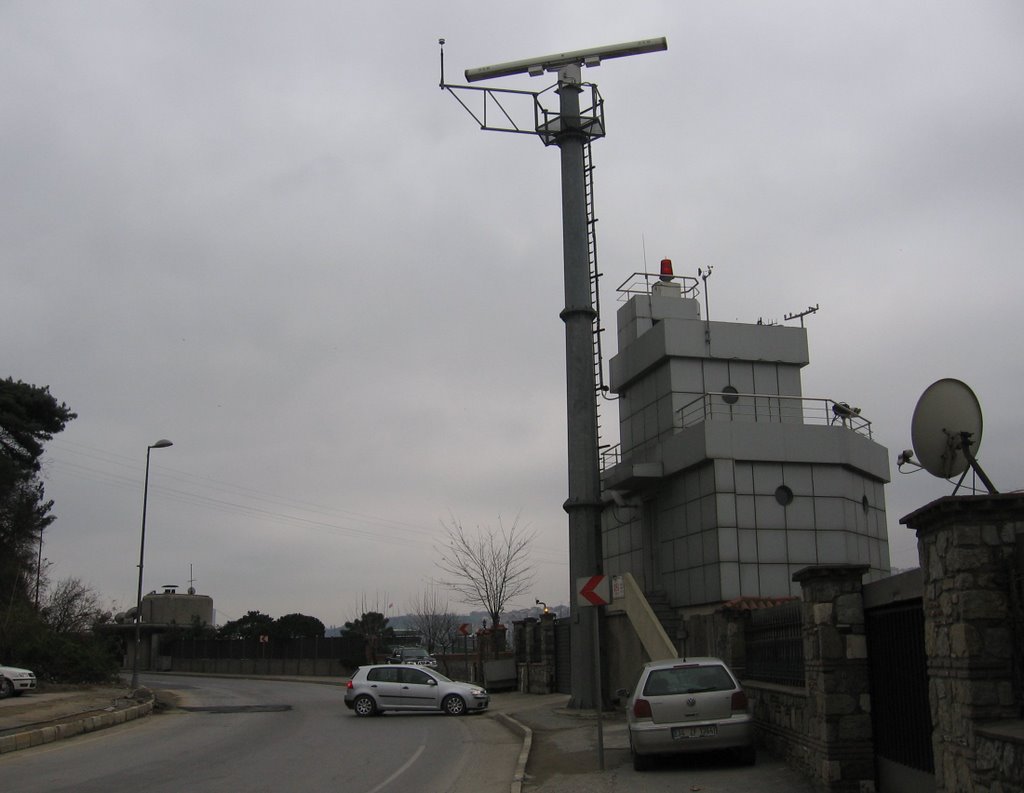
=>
[577,574,611,607]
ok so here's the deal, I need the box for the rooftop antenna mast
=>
[442,37,667,714]
[698,265,713,347]
[785,304,820,328]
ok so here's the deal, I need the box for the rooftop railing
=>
[601,391,873,472]
[679,392,873,439]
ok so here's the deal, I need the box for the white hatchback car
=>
[623,656,755,770]
[0,664,37,698]
[345,664,489,717]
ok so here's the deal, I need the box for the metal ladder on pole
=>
[584,140,614,459]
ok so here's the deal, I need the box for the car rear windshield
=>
[642,664,735,696]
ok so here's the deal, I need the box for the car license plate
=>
[671,724,718,740]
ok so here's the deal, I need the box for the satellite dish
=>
[910,378,983,478]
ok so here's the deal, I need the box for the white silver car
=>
[345,664,488,717]
[623,656,755,770]
[0,664,37,698]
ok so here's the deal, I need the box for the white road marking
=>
[363,743,426,793]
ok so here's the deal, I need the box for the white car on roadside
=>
[0,664,37,698]
[622,656,755,770]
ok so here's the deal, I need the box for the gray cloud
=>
[5,1,1022,624]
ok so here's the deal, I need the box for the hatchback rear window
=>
[367,667,400,683]
[642,664,735,696]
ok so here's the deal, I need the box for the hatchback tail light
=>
[346,680,354,690]
[731,689,748,711]
[633,698,653,719]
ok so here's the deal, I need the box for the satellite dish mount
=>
[909,378,999,495]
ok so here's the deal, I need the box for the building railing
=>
[679,392,874,439]
[601,391,874,473]
[615,271,700,300]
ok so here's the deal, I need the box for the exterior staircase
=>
[646,590,681,654]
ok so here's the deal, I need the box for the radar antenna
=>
[440,36,667,714]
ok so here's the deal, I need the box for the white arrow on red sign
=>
[577,574,610,607]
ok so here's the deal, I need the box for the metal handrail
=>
[678,392,873,439]
[616,271,700,301]
[601,391,874,473]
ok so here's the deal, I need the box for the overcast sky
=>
[4,2,1022,628]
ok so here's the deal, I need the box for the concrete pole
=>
[554,64,603,710]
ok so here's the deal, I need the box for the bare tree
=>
[42,577,103,634]
[344,592,395,663]
[407,588,458,653]
[435,515,535,637]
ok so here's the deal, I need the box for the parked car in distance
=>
[622,656,755,770]
[345,664,488,717]
[0,664,37,698]
[386,646,437,667]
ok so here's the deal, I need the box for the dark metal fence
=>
[1011,546,1024,717]
[865,599,934,774]
[744,601,805,686]
[164,635,366,668]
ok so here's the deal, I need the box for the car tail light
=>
[633,698,653,719]
[346,680,354,690]
[731,689,748,711]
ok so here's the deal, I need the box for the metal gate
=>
[553,618,571,694]
[865,598,935,792]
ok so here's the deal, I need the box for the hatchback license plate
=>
[672,724,718,740]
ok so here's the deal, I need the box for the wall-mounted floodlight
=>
[465,37,667,83]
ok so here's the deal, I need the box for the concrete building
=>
[600,265,891,610]
[138,585,214,628]
[115,585,214,673]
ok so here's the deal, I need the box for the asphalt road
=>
[0,675,519,793]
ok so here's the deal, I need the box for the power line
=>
[44,438,570,563]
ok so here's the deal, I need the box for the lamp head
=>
[151,439,173,449]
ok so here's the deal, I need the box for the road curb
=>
[493,712,533,793]
[0,694,154,755]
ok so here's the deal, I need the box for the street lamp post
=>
[131,439,173,690]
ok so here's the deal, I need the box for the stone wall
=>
[902,494,1024,793]
[792,564,875,793]
[975,724,1024,793]
[745,680,812,777]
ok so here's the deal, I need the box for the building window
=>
[775,485,794,506]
